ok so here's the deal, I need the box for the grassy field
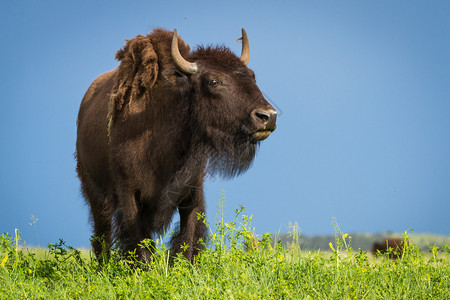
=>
[1,209,449,299]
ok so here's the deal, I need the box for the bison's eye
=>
[208,79,221,87]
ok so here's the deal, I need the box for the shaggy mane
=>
[108,29,191,127]
[189,45,246,71]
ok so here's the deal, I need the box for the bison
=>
[372,238,404,259]
[76,28,277,261]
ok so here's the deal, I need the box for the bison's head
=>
[171,29,277,177]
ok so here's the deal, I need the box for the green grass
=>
[1,210,449,299]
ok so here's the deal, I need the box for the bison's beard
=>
[204,127,258,178]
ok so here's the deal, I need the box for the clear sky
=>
[1,1,449,248]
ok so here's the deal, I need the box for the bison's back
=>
[76,70,116,192]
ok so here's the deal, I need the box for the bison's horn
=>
[239,28,249,66]
[171,29,198,74]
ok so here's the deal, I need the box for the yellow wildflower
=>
[0,254,7,267]
[329,242,335,252]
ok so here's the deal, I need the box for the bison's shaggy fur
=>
[76,28,276,261]
[372,238,404,259]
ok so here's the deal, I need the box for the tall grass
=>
[1,208,449,299]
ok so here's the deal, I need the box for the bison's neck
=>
[118,94,206,171]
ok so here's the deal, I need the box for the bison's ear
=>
[109,35,158,117]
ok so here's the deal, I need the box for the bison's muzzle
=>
[252,108,277,141]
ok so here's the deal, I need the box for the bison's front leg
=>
[170,189,207,261]
[115,189,152,261]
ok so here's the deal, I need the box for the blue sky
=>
[1,1,449,248]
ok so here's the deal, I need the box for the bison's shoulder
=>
[82,70,117,105]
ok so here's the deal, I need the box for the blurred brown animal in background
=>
[372,238,404,259]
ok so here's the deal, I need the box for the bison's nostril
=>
[255,111,270,124]
[252,109,277,131]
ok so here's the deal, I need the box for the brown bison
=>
[372,238,404,259]
[76,28,277,261]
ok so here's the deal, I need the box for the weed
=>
[0,208,449,299]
